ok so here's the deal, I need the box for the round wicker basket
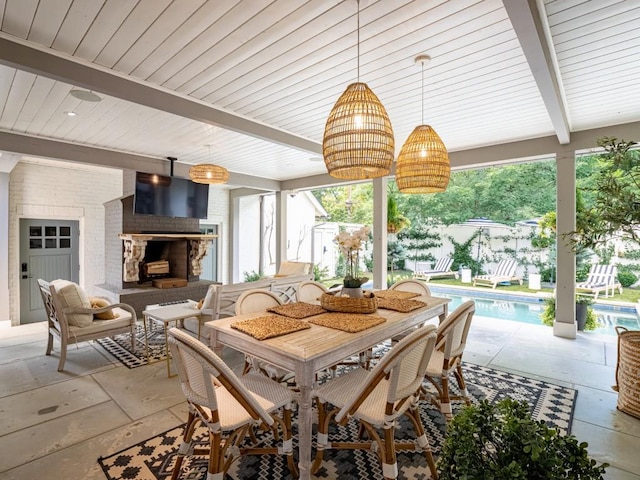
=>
[320,292,378,314]
[614,326,640,419]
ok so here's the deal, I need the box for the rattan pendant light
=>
[189,146,229,184]
[323,0,394,180]
[396,55,450,193]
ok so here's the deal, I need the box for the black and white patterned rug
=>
[96,322,168,368]
[98,363,576,480]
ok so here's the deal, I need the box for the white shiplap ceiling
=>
[0,0,639,187]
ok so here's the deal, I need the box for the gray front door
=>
[19,219,79,324]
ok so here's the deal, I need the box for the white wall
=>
[8,160,122,324]
[204,186,230,282]
[0,173,9,321]
[237,195,262,279]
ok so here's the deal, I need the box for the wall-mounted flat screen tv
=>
[134,172,209,219]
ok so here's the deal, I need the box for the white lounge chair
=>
[473,259,522,289]
[413,257,458,282]
[576,264,623,299]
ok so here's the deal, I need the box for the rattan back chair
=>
[389,278,431,296]
[296,280,329,302]
[167,328,298,479]
[235,289,293,382]
[312,325,439,479]
[235,288,283,316]
[423,300,476,420]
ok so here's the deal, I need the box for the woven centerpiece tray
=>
[267,302,327,319]
[231,315,310,340]
[308,312,386,333]
[377,297,427,313]
[320,292,378,314]
[374,290,421,300]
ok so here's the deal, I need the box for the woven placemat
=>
[377,297,427,313]
[267,302,327,319]
[308,312,386,332]
[373,290,421,300]
[231,315,311,340]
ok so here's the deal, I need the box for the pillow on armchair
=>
[89,297,120,320]
[50,279,93,327]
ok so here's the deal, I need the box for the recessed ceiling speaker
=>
[69,89,102,102]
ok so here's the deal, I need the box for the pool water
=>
[442,293,639,337]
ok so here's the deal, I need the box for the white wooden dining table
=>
[206,294,450,480]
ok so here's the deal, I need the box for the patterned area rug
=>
[98,363,576,480]
[96,322,168,368]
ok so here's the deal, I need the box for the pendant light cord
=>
[421,59,425,125]
[357,0,360,82]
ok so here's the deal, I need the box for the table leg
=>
[296,372,314,480]
[163,320,177,378]
[142,314,151,363]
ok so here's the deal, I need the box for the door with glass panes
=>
[19,219,79,324]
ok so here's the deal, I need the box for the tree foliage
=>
[572,137,640,249]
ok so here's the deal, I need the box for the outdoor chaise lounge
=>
[413,257,458,282]
[473,259,522,289]
[576,264,623,299]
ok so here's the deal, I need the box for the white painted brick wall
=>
[8,163,231,325]
[8,161,123,324]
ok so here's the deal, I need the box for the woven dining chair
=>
[235,289,294,382]
[167,328,298,479]
[387,278,432,347]
[422,300,476,420]
[312,325,439,479]
[389,278,431,296]
[296,280,328,302]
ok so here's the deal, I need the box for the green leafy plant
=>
[313,264,329,282]
[242,270,263,282]
[448,232,483,276]
[540,296,599,331]
[617,268,638,288]
[438,399,608,480]
[571,137,640,249]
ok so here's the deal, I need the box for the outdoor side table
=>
[142,302,201,377]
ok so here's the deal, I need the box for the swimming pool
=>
[439,292,639,337]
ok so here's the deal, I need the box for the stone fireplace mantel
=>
[119,233,218,282]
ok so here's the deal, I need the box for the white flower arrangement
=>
[335,226,370,287]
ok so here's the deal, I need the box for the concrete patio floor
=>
[0,314,639,479]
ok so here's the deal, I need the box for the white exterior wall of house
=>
[7,160,123,324]
[5,161,231,325]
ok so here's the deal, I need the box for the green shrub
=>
[617,269,638,288]
[313,264,329,282]
[539,297,599,331]
[242,270,263,282]
[438,399,608,480]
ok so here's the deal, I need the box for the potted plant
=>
[540,296,598,331]
[334,226,370,296]
[438,399,608,479]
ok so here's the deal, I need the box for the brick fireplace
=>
[96,195,217,315]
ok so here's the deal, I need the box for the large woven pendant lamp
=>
[323,0,394,180]
[189,146,229,184]
[396,55,450,193]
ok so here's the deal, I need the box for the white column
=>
[372,178,388,289]
[0,154,19,322]
[274,191,288,270]
[554,149,577,339]
[0,173,9,321]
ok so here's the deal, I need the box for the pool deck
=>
[427,282,638,313]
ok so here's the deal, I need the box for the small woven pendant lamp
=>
[396,55,450,193]
[323,0,394,180]
[189,146,229,184]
